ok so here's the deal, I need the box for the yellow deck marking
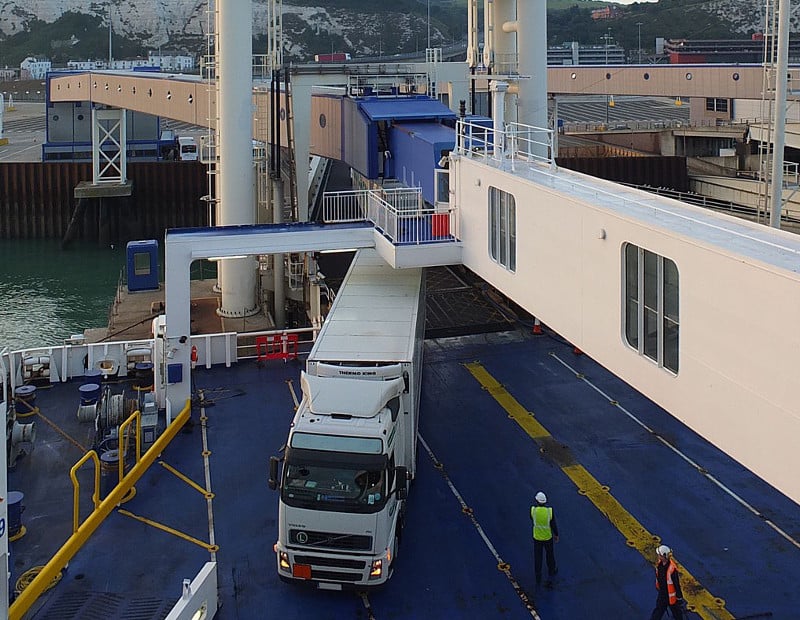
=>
[117,509,217,552]
[159,460,213,497]
[465,362,733,620]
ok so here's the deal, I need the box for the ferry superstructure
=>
[2,1,800,619]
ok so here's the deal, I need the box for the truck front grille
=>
[294,555,366,570]
[312,570,362,582]
[289,529,372,551]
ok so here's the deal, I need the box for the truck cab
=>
[177,136,198,161]
[271,369,410,588]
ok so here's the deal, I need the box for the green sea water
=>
[0,240,126,352]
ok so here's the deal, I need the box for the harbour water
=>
[0,240,125,352]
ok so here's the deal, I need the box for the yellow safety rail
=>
[119,410,142,481]
[9,400,192,620]
[69,452,101,533]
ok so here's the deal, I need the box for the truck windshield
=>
[283,459,388,514]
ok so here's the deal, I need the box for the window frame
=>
[488,186,517,272]
[623,243,679,374]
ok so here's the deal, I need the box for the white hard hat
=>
[656,545,671,557]
[535,492,547,504]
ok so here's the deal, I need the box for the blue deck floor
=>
[10,328,800,619]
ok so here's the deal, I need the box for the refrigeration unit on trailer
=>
[269,249,425,589]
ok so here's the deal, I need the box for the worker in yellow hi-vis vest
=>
[530,491,559,586]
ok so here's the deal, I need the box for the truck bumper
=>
[274,542,391,589]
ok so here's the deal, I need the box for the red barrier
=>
[431,213,449,237]
[256,334,299,362]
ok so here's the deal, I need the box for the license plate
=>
[318,582,342,591]
[292,564,312,579]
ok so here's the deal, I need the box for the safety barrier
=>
[322,187,457,246]
[456,118,555,168]
[256,333,299,362]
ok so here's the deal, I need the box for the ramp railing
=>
[322,187,457,245]
[456,118,555,170]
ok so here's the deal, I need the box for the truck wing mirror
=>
[268,456,280,490]
[395,466,408,500]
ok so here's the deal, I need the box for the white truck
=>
[269,249,425,589]
[177,136,198,161]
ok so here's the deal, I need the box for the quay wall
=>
[0,161,208,241]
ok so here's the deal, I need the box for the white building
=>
[110,58,159,70]
[148,52,195,73]
[67,60,104,71]
[20,57,51,80]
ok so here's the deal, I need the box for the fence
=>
[456,119,555,169]
[322,187,457,245]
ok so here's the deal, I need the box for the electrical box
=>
[141,392,159,448]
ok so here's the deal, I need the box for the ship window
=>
[488,186,516,272]
[705,98,728,113]
[623,243,679,374]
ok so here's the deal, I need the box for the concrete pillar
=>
[487,0,516,75]
[516,0,548,158]
[770,0,790,229]
[217,0,259,317]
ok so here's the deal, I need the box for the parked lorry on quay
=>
[177,136,198,161]
[269,249,425,589]
[314,53,351,62]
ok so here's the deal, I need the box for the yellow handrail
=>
[69,452,100,534]
[9,399,192,620]
[118,409,142,483]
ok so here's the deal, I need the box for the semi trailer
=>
[269,249,425,589]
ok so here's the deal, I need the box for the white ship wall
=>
[455,156,800,505]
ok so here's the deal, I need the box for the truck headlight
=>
[369,559,382,579]
[278,551,290,571]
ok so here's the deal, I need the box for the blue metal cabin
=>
[340,95,455,182]
[126,239,160,292]
[390,122,456,206]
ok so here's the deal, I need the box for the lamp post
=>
[602,30,612,125]
[427,0,431,50]
[108,2,113,66]
[637,22,643,64]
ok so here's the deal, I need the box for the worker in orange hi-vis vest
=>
[649,545,685,620]
[530,491,559,586]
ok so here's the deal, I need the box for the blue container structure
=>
[126,240,160,292]
[390,121,456,206]
[341,95,456,181]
